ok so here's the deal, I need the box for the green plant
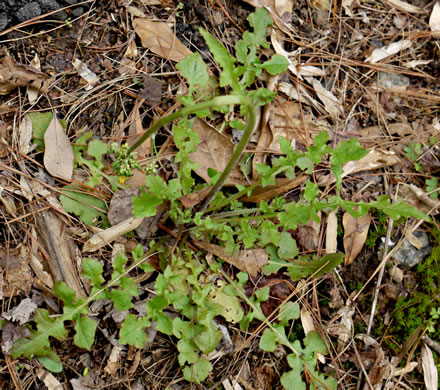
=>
[10,8,431,389]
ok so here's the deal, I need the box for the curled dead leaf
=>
[343,212,371,266]
[192,240,268,277]
[0,54,49,95]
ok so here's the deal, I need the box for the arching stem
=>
[128,94,258,212]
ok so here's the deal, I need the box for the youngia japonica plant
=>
[10,8,429,388]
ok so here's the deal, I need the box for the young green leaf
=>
[132,190,163,218]
[10,309,67,358]
[37,352,63,373]
[278,302,300,325]
[199,28,240,91]
[81,257,105,288]
[60,186,107,226]
[259,54,289,75]
[278,232,299,260]
[74,316,97,350]
[287,253,344,281]
[260,328,278,352]
[183,357,212,384]
[176,52,209,95]
[369,195,430,221]
[119,314,150,348]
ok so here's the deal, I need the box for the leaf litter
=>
[0,0,439,388]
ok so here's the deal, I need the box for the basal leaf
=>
[278,302,300,325]
[37,352,63,373]
[199,28,240,91]
[177,338,199,365]
[260,54,288,75]
[194,324,223,354]
[110,289,134,311]
[287,252,344,281]
[60,185,107,226]
[176,52,209,94]
[81,257,104,288]
[74,316,97,350]
[260,328,278,352]
[132,190,163,218]
[278,232,298,260]
[10,309,67,358]
[183,357,212,384]
[370,195,430,221]
[282,356,306,390]
[119,314,150,348]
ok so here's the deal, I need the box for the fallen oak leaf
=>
[192,240,268,277]
[190,118,249,186]
[133,18,192,62]
[43,115,74,181]
[343,212,371,266]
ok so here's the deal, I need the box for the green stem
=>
[128,94,257,212]
[128,95,252,154]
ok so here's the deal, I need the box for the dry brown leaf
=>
[0,245,33,297]
[2,298,37,325]
[36,211,85,297]
[422,343,439,390]
[192,240,268,277]
[430,2,440,36]
[179,187,211,208]
[0,120,7,158]
[104,345,123,376]
[133,18,192,62]
[239,176,307,203]
[37,369,63,390]
[343,212,371,266]
[365,40,412,63]
[326,211,338,254]
[0,54,49,95]
[319,149,399,186]
[30,227,54,289]
[190,118,249,186]
[297,214,320,251]
[128,100,150,158]
[18,115,33,154]
[43,115,74,181]
[275,0,295,19]
[72,59,99,88]
[387,0,425,14]
[309,78,344,118]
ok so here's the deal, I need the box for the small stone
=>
[16,2,41,22]
[391,231,431,269]
[389,266,404,284]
